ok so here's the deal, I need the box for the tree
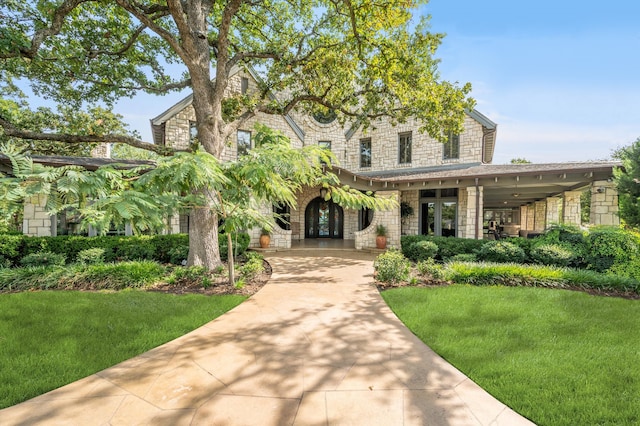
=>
[1,0,473,269]
[510,158,531,164]
[613,137,640,228]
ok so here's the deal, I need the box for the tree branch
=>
[0,116,179,156]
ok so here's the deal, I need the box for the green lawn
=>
[382,285,640,425]
[0,291,245,409]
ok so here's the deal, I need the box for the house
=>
[146,67,620,250]
[10,68,620,244]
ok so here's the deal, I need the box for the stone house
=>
[11,67,620,244]
[146,67,621,250]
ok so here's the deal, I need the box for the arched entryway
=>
[305,197,344,238]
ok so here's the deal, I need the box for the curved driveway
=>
[1,250,534,425]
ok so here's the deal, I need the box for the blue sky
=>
[421,0,640,163]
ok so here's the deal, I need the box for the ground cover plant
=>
[381,285,640,425]
[0,291,246,409]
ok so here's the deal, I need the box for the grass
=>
[0,291,246,409]
[382,285,640,425]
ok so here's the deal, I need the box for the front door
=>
[305,197,344,238]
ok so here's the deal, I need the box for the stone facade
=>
[23,195,54,237]
[458,186,483,239]
[590,180,620,226]
[355,190,400,250]
[562,190,582,226]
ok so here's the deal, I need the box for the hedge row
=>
[0,232,250,266]
[400,225,640,278]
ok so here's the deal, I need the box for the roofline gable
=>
[149,64,305,145]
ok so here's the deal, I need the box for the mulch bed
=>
[148,260,272,296]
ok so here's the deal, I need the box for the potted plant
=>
[259,228,271,248]
[375,224,387,249]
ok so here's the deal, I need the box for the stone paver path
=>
[0,250,535,425]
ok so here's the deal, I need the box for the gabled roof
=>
[149,65,305,145]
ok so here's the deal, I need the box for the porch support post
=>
[533,201,546,231]
[546,197,560,227]
[562,190,582,226]
[590,180,620,226]
[526,203,535,230]
[459,185,483,239]
[520,205,528,231]
[163,215,180,235]
[22,195,54,237]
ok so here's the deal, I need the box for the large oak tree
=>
[1,0,473,269]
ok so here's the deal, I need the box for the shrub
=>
[404,240,438,262]
[586,227,640,272]
[416,258,446,280]
[530,243,576,267]
[168,245,189,265]
[76,248,106,265]
[374,249,410,283]
[0,235,23,264]
[401,235,485,261]
[151,234,189,263]
[607,257,640,281]
[447,261,639,293]
[167,265,209,285]
[449,253,477,262]
[0,255,11,268]
[477,241,526,263]
[238,252,264,280]
[113,236,156,261]
[0,266,67,292]
[219,232,250,259]
[64,261,166,290]
[20,251,66,268]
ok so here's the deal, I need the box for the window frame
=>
[237,130,252,157]
[398,132,412,164]
[443,132,460,160]
[359,138,372,168]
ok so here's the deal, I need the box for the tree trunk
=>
[226,232,235,285]
[187,191,223,269]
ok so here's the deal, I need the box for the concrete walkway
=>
[1,250,535,425]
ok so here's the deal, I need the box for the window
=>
[241,77,249,95]
[359,138,371,168]
[443,132,460,160]
[398,132,412,164]
[237,130,252,157]
[189,121,198,144]
[318,140,331,150]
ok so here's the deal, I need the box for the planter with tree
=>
[376,224,388,249]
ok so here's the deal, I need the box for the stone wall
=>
[23,195,54,236]
[590,180,620,226]
[400,190,419,236]
[354,190,400,249]
[545,197,560,225]
[458,185,483,239]
[562,190,582,226]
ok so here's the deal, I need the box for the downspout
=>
[475,178,480,239]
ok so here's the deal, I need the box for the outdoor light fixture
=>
[512,193,520,198]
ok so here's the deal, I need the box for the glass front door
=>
[305,197,344,238]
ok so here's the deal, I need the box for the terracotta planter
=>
[376,235,387,249]
[259,234,270,248]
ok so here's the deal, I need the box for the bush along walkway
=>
[0,250,534,425]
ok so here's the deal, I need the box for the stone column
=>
[519,205,528,231]
[22,195,54,237]
[563,191,582,226]
[534,201,547,231]
[459,185,483,239]
[163,215,181,235]
[526,203,535,230]
[590,180,620,226]
[546,197,560,226]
